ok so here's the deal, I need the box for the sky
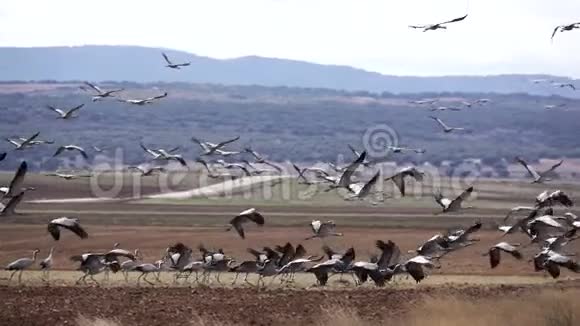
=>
[1,0,579,77]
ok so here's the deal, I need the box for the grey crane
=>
[162,52,191,69]
[83,81,123,101]
[53,145,89,160]
[515,157,563,183]
[5,249,40,283]
[434,186,474,213]
[227,208,265,239]
[47,217,89,240]
[46,104,84,119]
[409,14,468,32]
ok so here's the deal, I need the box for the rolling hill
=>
[1,45,578,97]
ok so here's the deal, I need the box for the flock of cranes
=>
[1,143,579,287]
[1,12,580,289]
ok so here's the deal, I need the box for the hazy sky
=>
[1,0,579,77]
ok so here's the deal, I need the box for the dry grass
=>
[398,289,580,326]
[75,289,580,326]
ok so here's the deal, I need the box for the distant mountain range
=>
[1,45,579,96]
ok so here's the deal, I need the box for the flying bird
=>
[128,165,167,176]
[346,171,382,203]
[227,208,265,239]
[162,52,191,69]
[192,136,241,156]
[47,217,89,240]
[385,167,424,197]
[53,145,89,160]
[305,220,344,240]
[485,242,523,269]
[434,186,474,213]
[551,22,580,41]
[429,116,466,133]
[409,14,468,32]
[329,151,366,192]
[83,81,124,101]
[46,104,84,119]
[387,146,426,154]
[0,161,28,198]
[551,82,576,91]
[140,143,188,167]
[515,157,563,183]
[5,132,40,150]
[45,171,92,180]
[118,92,168,105]
[535,190,573,209]
[0,192,25,216]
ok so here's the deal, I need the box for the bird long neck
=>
[48,248,54,259]
[32,251,38,261]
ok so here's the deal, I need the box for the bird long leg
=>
[232,273,239,285]
[215,272,223,285]
[8,270,17,282]
[137,273,144,285]
[17,270,23,284]
[144,274,154,286]
[244,273,254,286]
[123,271,129,283]
[75,273,85,285]
[90,274,99,286]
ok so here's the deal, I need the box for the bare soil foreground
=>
[2,283,579,326]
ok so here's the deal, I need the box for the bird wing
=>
[150,92,168,101]
[162,52,173,65]
[311,220,321,234]
[515,157,541,180]
[358,171,380,198]
[53,146,66,157]
[542,160,563,176]
[338,151,367,188]
[0,152,6,162]
[449,186,474,210]
[347,144,360,157]
[215,136,240,149]
[388,173,406,196]
[71,146,89,159]
[551,26,561,40]
[409,25,427,29]
[46,105,65,116]
[440,14,468,25]
[172,156,188,167]
[262,161,282,173]
[106,249,136,261]
[140,143,159,157]
[47,222,61,240]
[429,116,449,130]
[247,248,263,260]
[21,132,40,147]
[66,104,84,116]
[236,208,265,225]
[0,192,24,216]
[52,218,89,239]
[6,161,27,197]
[433,192,448,209]
[83,81,103,94]
[488,247,501,268]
